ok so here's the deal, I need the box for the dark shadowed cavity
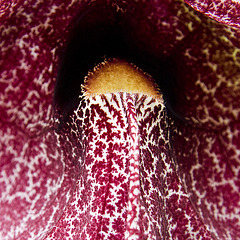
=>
[54,2,181,128]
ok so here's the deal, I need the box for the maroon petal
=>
[46,93,212,239]
[168,22,240,239]
[0,0,84,238]
[0,0,240,239]
[184,0,240,28]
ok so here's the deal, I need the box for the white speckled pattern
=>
[46,93,212,239]
[1,0,240,239]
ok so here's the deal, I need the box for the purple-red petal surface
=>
[0,0,240,239]
[184,0,240,28]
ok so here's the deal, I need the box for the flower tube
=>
[0,0,240,239]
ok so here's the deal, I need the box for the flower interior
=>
[0,0,240,239]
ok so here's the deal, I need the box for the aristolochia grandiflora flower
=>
[0,0,240,239]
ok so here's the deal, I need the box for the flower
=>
[0,0,239,239]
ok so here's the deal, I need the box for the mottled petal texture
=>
[0,0,240,239]
[185,0,240,28]
[46,93,212,239]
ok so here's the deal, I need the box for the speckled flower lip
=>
[47,59,211,239]
[1,0,240,239]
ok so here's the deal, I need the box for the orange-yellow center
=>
[82,59,161,99]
